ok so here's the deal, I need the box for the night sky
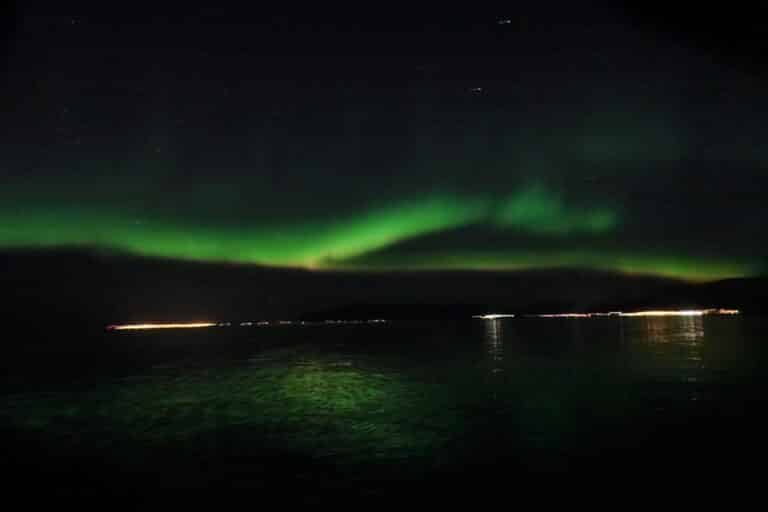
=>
[3,4,768,282]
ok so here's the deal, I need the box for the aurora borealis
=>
[2,6,767,281]
[0,185,627,270]
[0,182,758,280]
[4,8,768,501]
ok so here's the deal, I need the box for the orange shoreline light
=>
[107,322,217,331]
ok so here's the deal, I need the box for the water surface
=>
[2,316,766,501]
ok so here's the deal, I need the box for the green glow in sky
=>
[494,184,618,235]
[0,182,753,280]
[333,249,755,282]
[2,10,767,287]
[0,195,486,267]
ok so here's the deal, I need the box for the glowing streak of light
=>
[107,319,390,330]
[475,309,741,319]
[619,310,705,317]
[107,322,217,331]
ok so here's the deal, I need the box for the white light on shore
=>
[620,310,704,317]
[472,309,741,320]
[530,309,740,319]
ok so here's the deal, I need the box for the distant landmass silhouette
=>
[3,248,765,326]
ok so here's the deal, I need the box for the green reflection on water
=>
[0,357,465,465]
[3,318,749,477]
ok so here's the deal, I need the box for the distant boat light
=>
[472,314,515,320]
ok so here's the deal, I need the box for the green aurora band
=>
[0,183,755,281]
[3,11,768,285]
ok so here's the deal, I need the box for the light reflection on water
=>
[0,316,765,492]
[637,314,704,344]
[483,319,504,373]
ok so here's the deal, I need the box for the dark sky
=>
[2,3,768,282]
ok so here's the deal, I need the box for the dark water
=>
[2,316,768,502]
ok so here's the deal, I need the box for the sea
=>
[2,315,767,503]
